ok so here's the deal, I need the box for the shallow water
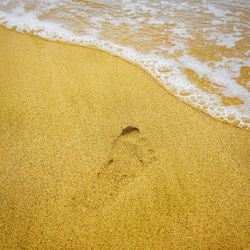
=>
[0,0,249,129]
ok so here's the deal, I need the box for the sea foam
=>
[0,0,249,129]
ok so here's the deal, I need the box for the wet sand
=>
[0,26,249,249]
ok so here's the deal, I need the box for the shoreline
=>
[0,26,249,249]
[0,24,248,131]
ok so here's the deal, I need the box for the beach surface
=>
[0,26,249,249]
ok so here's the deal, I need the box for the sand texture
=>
[0,27,250,249]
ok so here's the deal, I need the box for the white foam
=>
[206,4,229,17]
[207,32,242,48]
[0,0,249,129]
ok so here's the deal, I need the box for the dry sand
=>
[0,26,249,249]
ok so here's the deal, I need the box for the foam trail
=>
[0,0,250,129]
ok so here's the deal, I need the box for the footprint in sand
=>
[83,126,157,209]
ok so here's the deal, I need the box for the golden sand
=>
[0,27,249,249]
